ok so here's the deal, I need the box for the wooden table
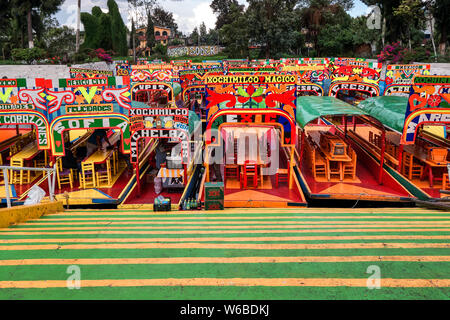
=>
[403,145,448,187]
[317,132,352,181]
[348,130,399,167]
[81,148,114,187]
[235,128,271,187]
[10,142,42,185]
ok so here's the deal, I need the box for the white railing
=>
[0,164,57,208]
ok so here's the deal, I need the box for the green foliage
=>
[220,3,249,58]
[98,13,113,51]
[108,0,128,56]
[189,27,200,46]
[42,25,76,60]
[146,13,156,50]
[246,0,301,58]
[210,0,244,29]
[80,9,100,49]
[153,43,167,56]
[152,6,179,35]
[0,0,64,57]
[11,47,46,64]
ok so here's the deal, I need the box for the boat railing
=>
[0,164,57,208]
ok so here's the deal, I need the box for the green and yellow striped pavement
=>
[0,207,449,299]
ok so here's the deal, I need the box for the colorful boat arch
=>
[50,113,131,156]
[328,81,380,98]
[131,82,175,105]
[182,85,206,102]
[205,109,297,146]
[383,84,411,96]
[401,75,450,144]
[296,83,324,96]
[130,128,189,164]
[0,111,50,149]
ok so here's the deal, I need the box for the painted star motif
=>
[75,94,85,104]
[92,94,103,104]
[10,95,18,104]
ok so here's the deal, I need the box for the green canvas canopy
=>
[296,96,368,128]
[357,96,408,133]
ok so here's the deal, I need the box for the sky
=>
[55,0,370,35]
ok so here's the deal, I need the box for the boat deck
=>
[298,125,412,201]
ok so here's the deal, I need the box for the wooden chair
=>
[79,162,95,189]
[224,164,240,184]
[327,161,341,181]
[312,149,327,179]
[402,153,423,180]
[96,156,112,187]
[428,147,448,164]
[34,150,47,168]
[343,149,357,180]
[442,173,450,190]
[369,131,374,144]
[112,148,118,175]
[373,134,381,147]
[10,158,31,185]
[56,158,74,189]
[275,166,289,188]
[240,160,258,189]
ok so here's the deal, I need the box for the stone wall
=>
[0,61,115,80]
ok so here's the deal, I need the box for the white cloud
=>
[55,0,245,34]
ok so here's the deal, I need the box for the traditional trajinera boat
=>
[0,58,448,209]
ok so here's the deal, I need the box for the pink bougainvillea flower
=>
[427,95,442,107]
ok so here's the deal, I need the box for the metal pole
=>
[378,129,386,185]
[3,168,11,208]
[47,171,53,202]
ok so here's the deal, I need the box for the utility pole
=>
[76,0,81,52]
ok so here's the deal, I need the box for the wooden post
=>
[353,116,357,132]
[397,144,404,172]
[344,116,348,138]
[299,130,305,164]
[205,145,210,182]
[135,163,141,196]
[289,147,294,189]
[378,128,386,185]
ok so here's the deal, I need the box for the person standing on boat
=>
[86,129,111,156]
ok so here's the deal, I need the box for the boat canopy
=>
[357,96,408,133]
[296,96,368,128]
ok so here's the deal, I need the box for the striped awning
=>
[157,168,184,178]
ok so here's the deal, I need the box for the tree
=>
[210,0,245,29]
[146,13,156,51]
[220,3,250,58]
[432,0,450,56]
[152,6,179,35]
[98,12,113,51]
[360,0,402,47]
[108,0,128,56]
[189,27,200,46]
[42,24,76,60]
[80,7,101,49]
[393,0,425,50]
[246,0,301,58]
[199,22,208,45]
[9,0,64,49]
[76,0,81,52]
